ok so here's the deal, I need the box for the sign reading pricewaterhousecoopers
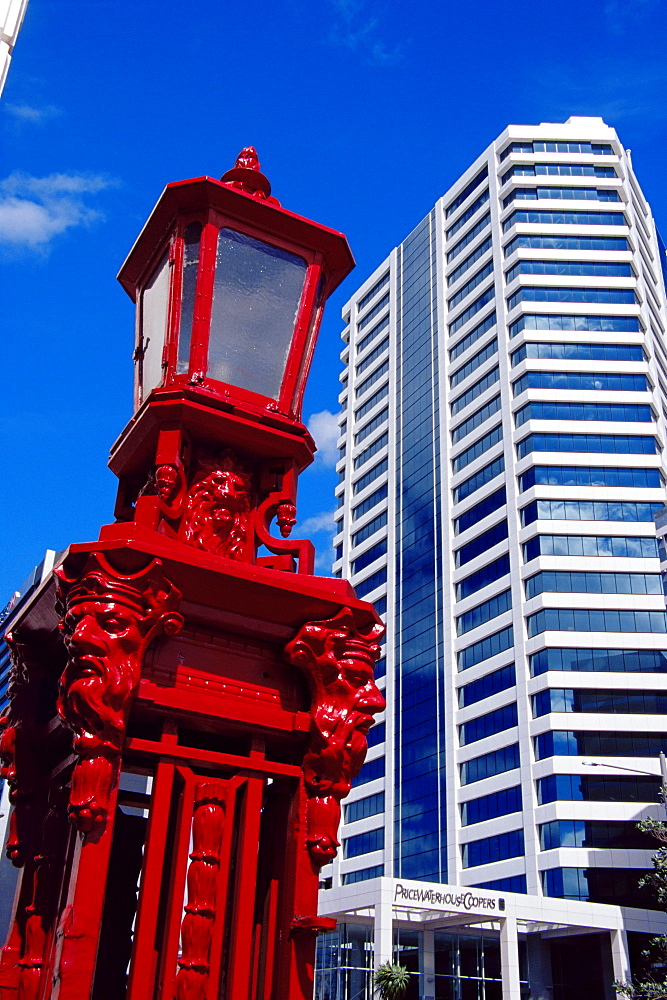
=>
[393,881,506,915]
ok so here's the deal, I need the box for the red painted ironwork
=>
[285,608,385,867]
[55,552,183,834]
[0,150,379,1000]
[175,781,226,1000]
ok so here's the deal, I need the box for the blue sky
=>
[1,0,666,590]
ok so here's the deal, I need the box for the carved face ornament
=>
[58,597,152,749]
[183,467,250,557]
[318,626,385,743]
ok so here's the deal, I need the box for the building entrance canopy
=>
[319,877,667,998]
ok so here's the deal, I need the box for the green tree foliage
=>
[615,795,667,1000]
[373,962,411,1000]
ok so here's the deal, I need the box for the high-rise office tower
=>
[316,118,667,999]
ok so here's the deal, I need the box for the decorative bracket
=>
[284,608,385,867]
[55,552,183,835]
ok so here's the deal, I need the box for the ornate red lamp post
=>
[0,150,384,1000]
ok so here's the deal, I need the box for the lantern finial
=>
[221,146,279,205]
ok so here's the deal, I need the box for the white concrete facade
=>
[318,118,667,999]
[0,0,29,96]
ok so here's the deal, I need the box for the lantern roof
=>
[118,156,355,301]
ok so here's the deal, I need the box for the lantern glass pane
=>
[140,250,170,400]
[209,228,307,398]
[177,222,202,374]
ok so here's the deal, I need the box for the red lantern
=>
[118,148,353,421]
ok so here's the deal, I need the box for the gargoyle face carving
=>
[58,599,153,752]
[182,468,251,558]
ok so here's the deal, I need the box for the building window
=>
[355,359,390,399]
[535,730,667,760]
[448,261,494,310]
[450,339,498,389]
[449,288,495,336]
[352,483,388,520]
[460,742,520,785]
[448,235,493,286]
[537,773,660,804]
[474,874,527,893]
[519,466,661,491]
[516,433,657,460]
[461,829,524,868]
[357,315,390,357]
[358,272,390,313]
[354,384,389,422]
[542,868,661,907]
[352,510,388,547]
[453,454,505,505]
[454,487,506,536]
[449,311,496,361]
[459,703,518,746]
[354,407,389,446]
[446,190,490,240]
[355,756,385,785]
[524,534,658,561]
[351,539,388,575]
[498,140,614,160]
[456,553,510,601]
[504,234,628,256]
[521,498,663,524]
[343,827,384,858]
[533,687,667,717]
[352,458,388,495]
[502,163,616,181]
[511,341,643,364]
[458,625,514,671]
[506,260,631,283]
[526,569,662,599]
[342,865,384,885]
[356,336,389,376]
[451,366,500,414]
[452,424,503,474]
[459,663,516,707]
[345,792,385,823]
[457,588,512,636]
[445,167,489,218]
[507,286,635,310]
[455,518,508,567]
[353,432,389,471]
[366,722,385,748]
[461,785,522,826]
[513,370,647,394]
[515,402,652,427]
[540,819,653,851]
[451,394,501,445]
[503,209,625,233]
[530,647,667,675]
[357,293,390,332]
[447,212,491,262]
[354,569,387,598]
[527,608,667,638]
[503,187,620,207]
[510,313,640,336]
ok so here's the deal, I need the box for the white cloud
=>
[5,103,61,123]
[307,409,340,468]
[0,172,115,250]
[326,0,405,66]
[300,509,336,536]
[297,508,338,574]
